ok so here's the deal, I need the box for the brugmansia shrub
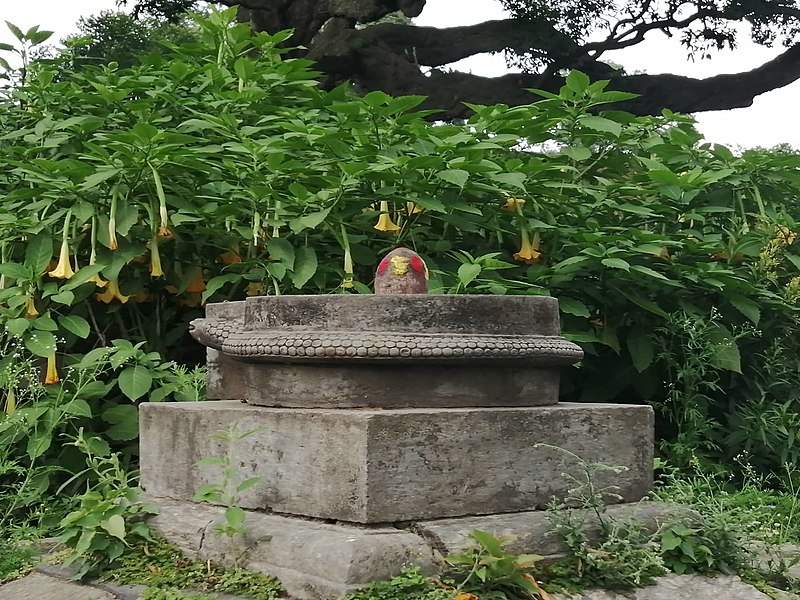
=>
[1,8,800,479]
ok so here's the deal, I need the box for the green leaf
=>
[661,530,681,551]
[106,419,140,441]
[613,286,669,318]
[457,263,481,286]
[101,515,127,541]
[490,172,527,191]
[50,291,75,305]
[5,21,25,42]
[267,238,295,268]
[561,146,592,161]
[363,90,391,107]
[63,399,92,418]
[194,483,222,502]
[63,264,105,290]
[291,246,318,289]
[565,69,590,92]
[236,477,261,493]
[436,169,469,189]
[24,330,56,357]
[558,297,590,317]
[470,530,506,557]
[118,366,153,401]
[225,506,246,529]
[601,258,630,271]
[579,115,623,136]
[627,328,654,373]
[102,404,138,424]
[289,206,332,234]
[6,318,30,336]
[27,431,52,460]
[24,232,53,276]
[32,317,58,331]
[708,326,742,373]
[81,168,120,190]
[728,295,761,326]
[629,264,671,281]
[59,315,90,339]
[201,274,239,304]
[0,262,31,280]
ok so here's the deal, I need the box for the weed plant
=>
[104,539,283,600]
[654,457,800,593]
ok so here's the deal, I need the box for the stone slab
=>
[145,497,685,600]
[205,301,246,400]
[241,362,561,408]
[243,295,563,336]
[552,574,774,600]
[0,573,117,600]
[146,496,435,600]
[140,401,654,523]
[417,501,695,557]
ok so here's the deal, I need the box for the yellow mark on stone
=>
[389,255,410,276]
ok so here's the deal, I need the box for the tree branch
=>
[333,40,800,120]
[357,18,580,67]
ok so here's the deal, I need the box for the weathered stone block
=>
[241,362,561,408]
[140,401,653,523]
[146,496,435,599]
[205,301,245,400]
[194,296,583,408]
[145,497,688,600]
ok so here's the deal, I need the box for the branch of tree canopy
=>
[121,0,800,119]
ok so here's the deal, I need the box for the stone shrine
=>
[139,249,655,598]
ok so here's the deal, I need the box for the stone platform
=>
[145,496,687,599]
[140,401,653,523]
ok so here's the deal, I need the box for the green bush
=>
[2,8,800,478]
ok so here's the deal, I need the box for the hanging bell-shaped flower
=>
[49,212,76,280]
[374,201,401,232]
[513,230,542,264]
[44,352,59,385]
[95,279,130,304]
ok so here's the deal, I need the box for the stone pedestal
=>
[140,401,653,523]
[140,294,656,598]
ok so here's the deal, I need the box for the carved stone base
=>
[145,496,688,599]
[139,401,654,523]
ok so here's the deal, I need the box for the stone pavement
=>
[0,565,248,600]
[0,572,118,600]
[1,570,797,600]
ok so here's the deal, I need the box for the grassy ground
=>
[2,460,799,599]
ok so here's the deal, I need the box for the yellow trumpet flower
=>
[502,196,526,212]
[108,221,119,250]
[406,202,424,215]
[374,201,401,232]
[24,296,39,318]
[514,230,542,264]
[149,236,164,278]
[86,218,108,288]
[89,271,108,289]
[49,209,75,279]
[44,353,59,385]
[95,279,130,304]
[342,246,354,289]
[49,237,75,279]
[4,387,15,414]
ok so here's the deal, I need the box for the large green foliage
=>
[1,9,800,478]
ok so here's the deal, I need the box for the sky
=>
[1,0,798,150]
